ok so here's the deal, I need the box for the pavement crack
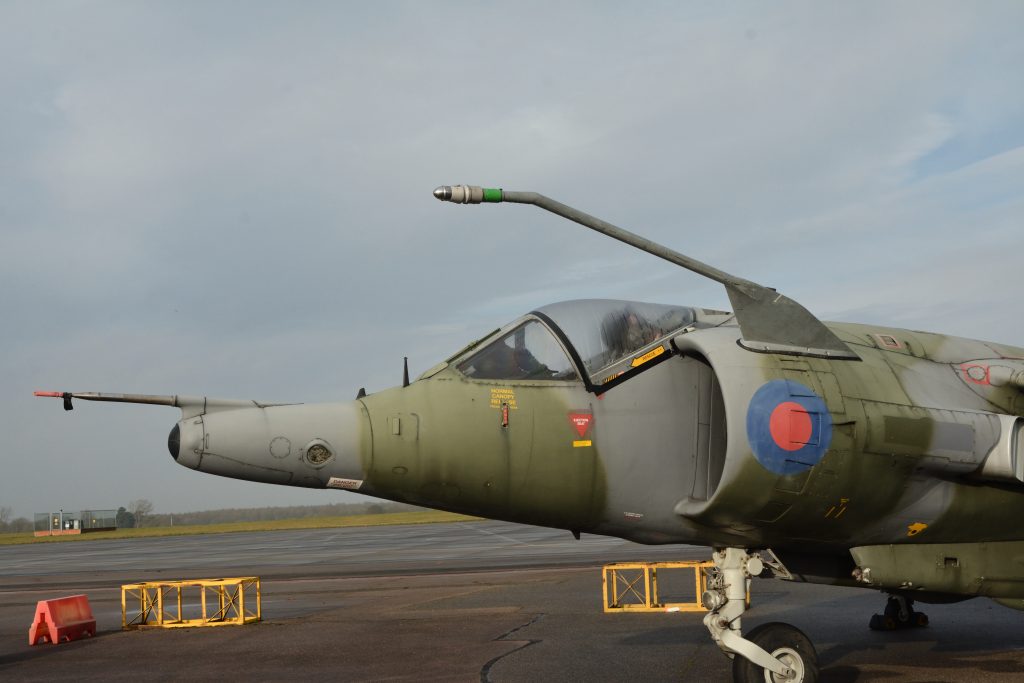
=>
[479,612,546,683]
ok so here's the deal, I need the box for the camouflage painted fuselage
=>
[172,307,1024,601]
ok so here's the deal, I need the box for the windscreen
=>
[456,319,578,381]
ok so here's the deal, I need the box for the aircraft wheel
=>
[731,622,819,683]
[868,613,896,631]
[883,597,907,622]
[878,596,928,629]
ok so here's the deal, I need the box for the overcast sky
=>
[2,2,1023,519]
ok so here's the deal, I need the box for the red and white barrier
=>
[28,594,96,645]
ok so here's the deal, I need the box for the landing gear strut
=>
[868,594,929,631]
[702,548,819,683]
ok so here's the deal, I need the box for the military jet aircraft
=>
[38,185,1024,682]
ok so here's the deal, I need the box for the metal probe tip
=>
[432,185,501,204]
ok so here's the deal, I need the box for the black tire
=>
[869,613,896,631]
[732,622,819,683]
[883,597,903,620]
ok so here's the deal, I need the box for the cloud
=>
[2,2,1023,517]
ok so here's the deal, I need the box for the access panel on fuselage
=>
[507,383,602,530]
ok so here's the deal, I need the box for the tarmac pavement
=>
[2,521,1023,681]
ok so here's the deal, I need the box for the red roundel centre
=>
[769,402,813,451]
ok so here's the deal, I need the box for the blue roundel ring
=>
[746,379,832,476]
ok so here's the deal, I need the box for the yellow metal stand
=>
[121,577,261,629]
[602,561,715,613]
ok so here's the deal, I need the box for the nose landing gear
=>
[702,548,819,683]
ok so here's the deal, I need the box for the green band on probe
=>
[482,188,503,203]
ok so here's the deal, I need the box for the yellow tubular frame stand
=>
[121,577,261,629]
[602,562,715,613]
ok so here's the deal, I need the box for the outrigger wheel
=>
[868,595,929,631]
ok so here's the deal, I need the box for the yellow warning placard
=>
[631,346,665,368]
[490,388,518,410]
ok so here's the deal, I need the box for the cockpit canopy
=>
[455,299,697,390]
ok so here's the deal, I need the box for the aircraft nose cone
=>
[170,417,205,470]
[168,423,180,461]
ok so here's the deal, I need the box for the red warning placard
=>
[569,412,593,437]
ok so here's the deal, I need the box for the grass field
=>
[0,510,481,546]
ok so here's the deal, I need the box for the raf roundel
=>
[746,380,833,476]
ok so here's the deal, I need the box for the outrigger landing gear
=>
[868,594,929,631]
[702,548,819,683]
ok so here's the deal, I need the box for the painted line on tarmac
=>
[457,523,534,546]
